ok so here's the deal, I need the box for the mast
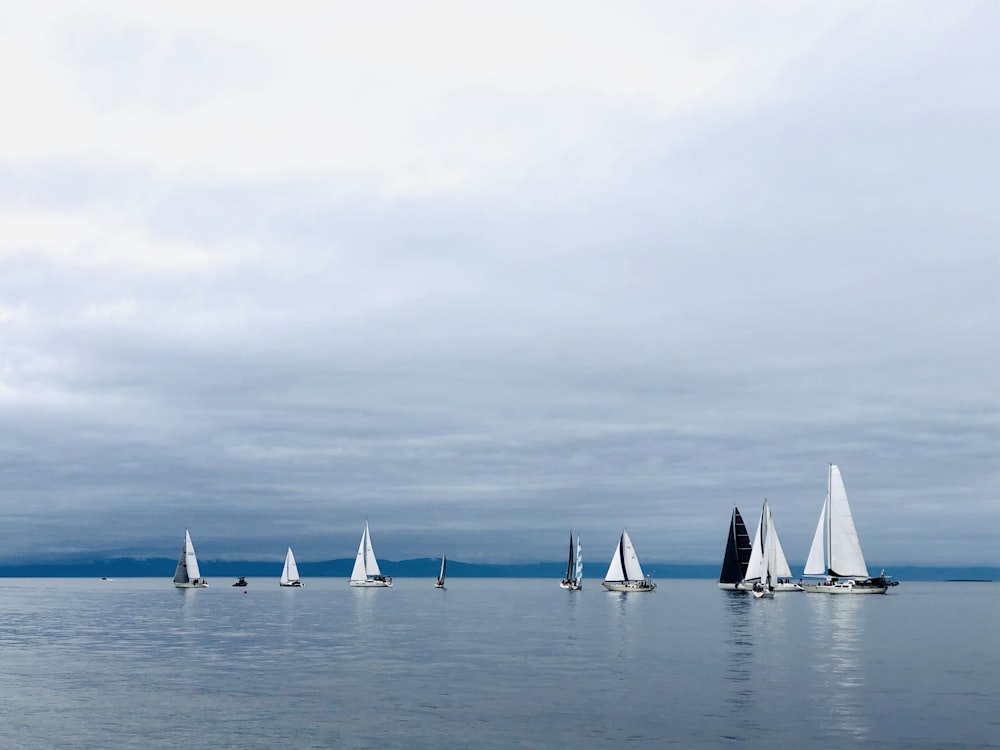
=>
[826,464,833,576]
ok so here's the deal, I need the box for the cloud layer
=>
[1,2,997,566]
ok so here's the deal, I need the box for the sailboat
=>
[173,529,208,588]
[559,532,583,590]
[435,554,447,589]
[602,530,656,592]
[743,501,802,594]
[279,547,304,587]
[801,465,898,594]
[743,500,777,598]
[349,520,392,588]
[718,506,753,590]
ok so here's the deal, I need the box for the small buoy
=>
[243,590,248,595]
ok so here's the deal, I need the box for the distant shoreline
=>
[0,558,996,582]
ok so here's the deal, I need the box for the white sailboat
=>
[435,554,447,589]
[602,530,656,592]
[801,465,898,594]
[173,529,208,588]
[350,520,392,588]
[279,547,304,587]
[744,501,776,598]
[559,532,583,590]
[743,501,802,594]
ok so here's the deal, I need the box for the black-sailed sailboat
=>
[718,506,753,591]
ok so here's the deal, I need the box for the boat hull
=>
[801,578,890,594]
[350,577,392,588]
[174,580,208,588]
[279,581,304,587]
[559,580,582,590]
[718,582,753,591]
[773,582,804,592]
[603,580,656,592]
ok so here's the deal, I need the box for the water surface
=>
[0,578,996,749]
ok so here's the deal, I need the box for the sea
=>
[0,577,996,749]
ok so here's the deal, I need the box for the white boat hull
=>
[773,581,804,592]
[350,577,392,588]
[279,581,304,587]
[559,581,582,590]
[174,580,208,588]
[603,580,656,592]
[802,579,888,594]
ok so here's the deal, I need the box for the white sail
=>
[437,554,447,586]
[173,529,206,587]
[350,521,390,586]
[574,536,583,583]
[744,515,765,583]
[172,529,202,582]
[603,529,655,592]
[744,501,791,586]
[365,523,381,576]
[770,521,793,579]
[280,547,300,585]
[803,466,871,579]
[803,498,827,576]
[350,523,370,582]
[605,530,646,582]
[828,465,869,578]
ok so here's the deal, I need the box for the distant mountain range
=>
[0,558,994,581]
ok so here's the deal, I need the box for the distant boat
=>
[279,547,304,587]
[350,521,392,588]
[173,529,208,588]
[232,576,248,587]
[718,506,753,591]
[744,501,802,594]
[602,530,656,592]
[435,554,447,589]
[801,465,898,594]
[559,532,583,590]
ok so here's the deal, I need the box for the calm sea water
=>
[0,577,996,749]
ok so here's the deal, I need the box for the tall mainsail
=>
[351,521,382,581]
[803,465,870,578]
[281,547,300,584]
[173,529,200,583]
[828,465,869,577]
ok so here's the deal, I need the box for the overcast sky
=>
[1,2,996,568]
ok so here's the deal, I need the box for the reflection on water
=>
[806,594,869,746]
[603,589,647,663]
[721,592,757,738]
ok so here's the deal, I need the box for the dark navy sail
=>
[718,506,753,588]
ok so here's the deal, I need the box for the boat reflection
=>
[721,592,757,732]
[805,594,870,745]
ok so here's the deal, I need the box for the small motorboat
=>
[232,576,248,587]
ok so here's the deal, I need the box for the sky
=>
[0,2,997,568]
